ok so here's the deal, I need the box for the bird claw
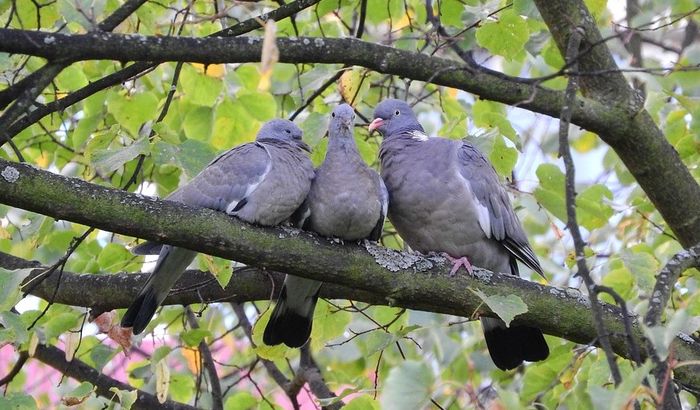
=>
[443,253,473,276]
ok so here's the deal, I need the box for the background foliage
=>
[1,0,699,409]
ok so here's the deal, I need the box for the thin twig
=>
[185,308,223,410]
[558,26,622,386]
[0,351,29,388]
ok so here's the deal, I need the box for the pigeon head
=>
[369,99,423,137]
[329,104,356,137]
[257,119,310,152]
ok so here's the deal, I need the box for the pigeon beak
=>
[368,118,384,133]
[299,140,312,152]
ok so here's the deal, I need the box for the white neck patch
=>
[409,130,429,141]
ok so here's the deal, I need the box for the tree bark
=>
[1,158,699,393]
[0,27,697,247]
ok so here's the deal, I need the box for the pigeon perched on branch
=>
[263,104,388,348]
[122,119,314,335]
[369,99,549,370]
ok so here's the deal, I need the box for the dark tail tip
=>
[482,319,549,370]
[263,289,314,348]
[121,287,160,335]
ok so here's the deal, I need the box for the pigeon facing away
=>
[263,104,388,348]
[369,99,549,370]
[122,119,314,335]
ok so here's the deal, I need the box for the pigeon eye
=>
[394,110,400,116]
[332,112,336,118]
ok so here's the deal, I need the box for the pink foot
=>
[443,253,473,276]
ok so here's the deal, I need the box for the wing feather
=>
[456,141,544,277]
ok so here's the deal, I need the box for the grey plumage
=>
[263,104,387,348]
[122,119,314,335]
[370,99,548,370]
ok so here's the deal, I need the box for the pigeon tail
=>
[263,286,319,348]
[481,317,549,371]
[121,286,160,335]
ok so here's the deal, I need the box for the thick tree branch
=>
[0,0,148,139]
[1,159,699,392]
[1,28,698,248]
[531,0,700,249]
[31,343,196,410]
[0,0,322,145]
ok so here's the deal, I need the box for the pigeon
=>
[122,119,314,335]
[369,99,549,370]
[263,104,388,348]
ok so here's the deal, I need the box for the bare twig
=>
[185,308,223,410]
[0,351,29,388]
[558,26,622,385]
[230,303,297,407]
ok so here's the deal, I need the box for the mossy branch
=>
[1,158,699,391]
[0,27,698,247]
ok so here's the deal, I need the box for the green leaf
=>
[610,361,653,409]
[109,387,138,410]
[475,10,529,59]
[644,310,689,361]
[0,311,28,345]
[43,311,81,341]
[181,329,211,347]
[224,391,257,410]
[344,395,380,410]
[0,393,38,410]
[211,100,242,150]
[97,243,132,272]
[233,65,261,91]
[534,164,567,222]
[238,91,277,121]
[584,0,608,18]
[152,346,172,364]
[107,92,160,137]
[621,247,658,291]
[153,139,216,179]
[576,184,613,230]
[380,361,434,410]
[0,268,33,311]
[601,267,635,302]
[169,373,195,403]
[63,381,95,404]
[92,137,150,176]
[183,106,214,141]
[55,64,89,91]
[71,115,102,149]
[302,112,329,150]
[472,289,528,327]
[310,299,352,349]
[489,135,518,177]
[180,64,223,107]
[363,325,421,357]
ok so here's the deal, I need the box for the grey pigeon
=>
[263,104,388,348]
[122,119,314,335]
[369,99,549,370]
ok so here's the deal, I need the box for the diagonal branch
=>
[31,343,196,410]
[1,159,699,392]
[1,28,698,248]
